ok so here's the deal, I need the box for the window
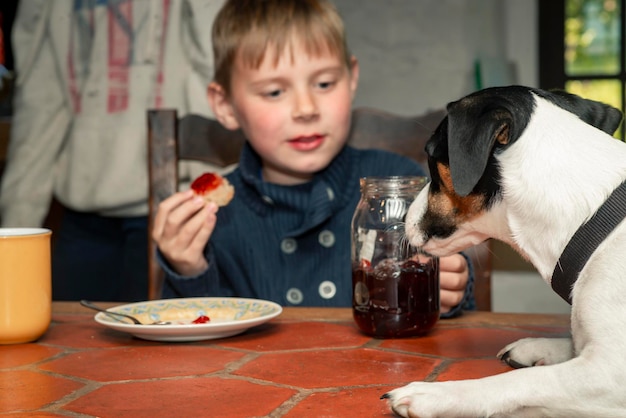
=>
[540,0,624,136]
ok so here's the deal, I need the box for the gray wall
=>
[335,0,538,115]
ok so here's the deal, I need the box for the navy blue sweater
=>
[160,144,474,316]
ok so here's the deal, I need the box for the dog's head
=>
[405,85,623,254]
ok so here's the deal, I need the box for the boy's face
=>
[211,40,359,185]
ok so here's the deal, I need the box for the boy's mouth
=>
[288,134,325,151]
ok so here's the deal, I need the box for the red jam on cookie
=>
[190,172,234,206]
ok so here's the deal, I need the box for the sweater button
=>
[280,238,297,254]
[318,230,335,248]
[318,280,336,299]
[326,187,335,201]
[286,288,303,304]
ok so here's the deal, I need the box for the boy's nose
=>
[292,90,319,120]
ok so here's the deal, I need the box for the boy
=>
[152,0,473,315]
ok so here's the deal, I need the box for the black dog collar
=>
[552,180,626,304]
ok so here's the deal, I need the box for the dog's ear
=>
[547,89,623,135]
[446,100,513,197]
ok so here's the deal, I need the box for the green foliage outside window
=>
[565,0,623,137]
[566,0,620,76]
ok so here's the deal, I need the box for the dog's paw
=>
[497,337,573,368]
[382,381,475,418]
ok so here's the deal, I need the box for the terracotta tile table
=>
[1,302,569,418]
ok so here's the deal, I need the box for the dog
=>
[383,85,626,417]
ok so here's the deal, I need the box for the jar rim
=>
[360,175,427,181]
[359,176,428,193]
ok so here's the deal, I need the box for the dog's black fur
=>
[439,86,622,198]
[421,86,623,242]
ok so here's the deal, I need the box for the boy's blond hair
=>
[212,0,351,94]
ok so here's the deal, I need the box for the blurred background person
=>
[0,0,224,301]
[0,0,17,117]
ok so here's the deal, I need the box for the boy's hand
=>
[152,190,218,277]
[439,253,469,314]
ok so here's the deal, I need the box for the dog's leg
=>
[384,260,626,417]
[384,351,624,418]
[497,337,574,368]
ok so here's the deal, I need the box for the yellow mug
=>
[0,228,52,344]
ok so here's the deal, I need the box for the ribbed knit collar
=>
[234,142,359,235]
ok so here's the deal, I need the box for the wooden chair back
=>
[147,107,493,309]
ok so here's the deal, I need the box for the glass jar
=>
[351,176,439,338]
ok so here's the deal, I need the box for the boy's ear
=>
[207,82,240,130]
[349,56,359,99]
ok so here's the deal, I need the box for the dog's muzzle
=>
[404,183,430,248]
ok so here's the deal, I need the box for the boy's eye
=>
[317,80,336,90]
[263,89,283,98]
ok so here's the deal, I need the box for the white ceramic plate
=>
[93,297,283,342]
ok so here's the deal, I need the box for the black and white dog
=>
[384,86,626,417]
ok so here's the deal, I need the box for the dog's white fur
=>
[385,90,626,417]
